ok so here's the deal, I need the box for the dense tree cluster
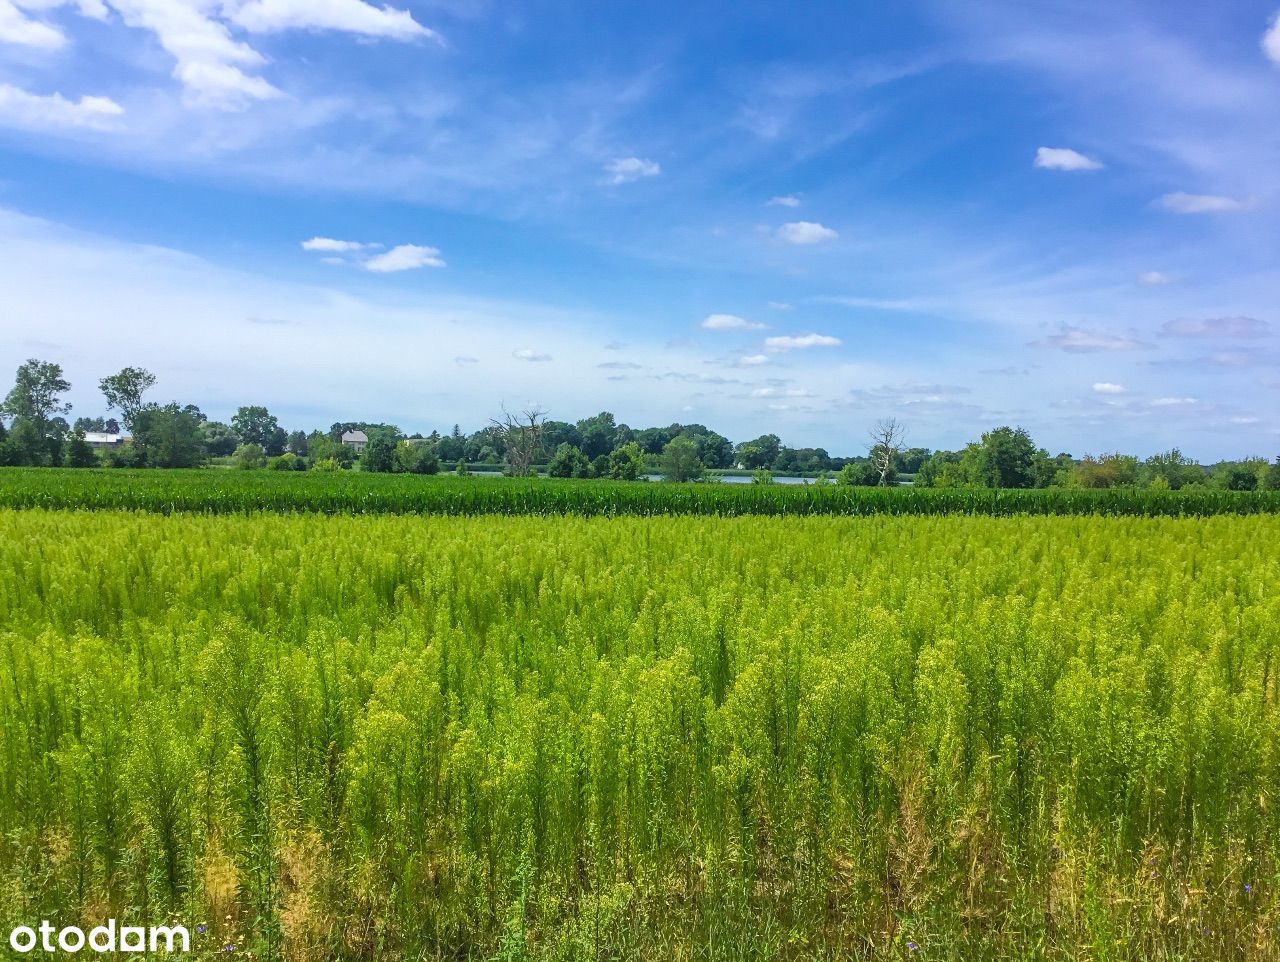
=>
[1,357,1275,488]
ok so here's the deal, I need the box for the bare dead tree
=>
[869,417,906,486]
[491,405,548,477]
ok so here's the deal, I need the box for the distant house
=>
[83,432,125,449]
[341,430,368,454]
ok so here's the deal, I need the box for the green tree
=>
[576,411,618,460]
[65,430,98,467]
[98,367,156,432]
[234,443,267,469]
[605,442,645,480]
[362,434,396,473]
[2,358,71,442]
[1073,453,1139,488]
[232,406,284,452]
[660,435,704,482]
[1264,457,1280,491]
[836,461,879,486]
[735,434,781,470]
[133,403,206,468]
[394,440,440,474]
[200,421,240,457]
[973,426,1041,488]
[548,443,590,478]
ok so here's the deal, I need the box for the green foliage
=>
[394,440,440,475]
[361,433,397,473]
[1266,456,1280,491]
[199,420,240,457]
[268,452,303,470]
[65,430,98,468]
[836,460,879,486]
[659,435,704,482]
[750,468,773,484]
[0,510,1277,960]
[98,366,156,431]
[1,358,71,432]
[3,468,1280,517]
[547,442,590,478]
[604,441,645,480]
[234,443,267,470]
[1072,452,1139,488]
[232,406,286,455]
[132,402,206,468]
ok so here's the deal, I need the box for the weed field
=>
[1,509,1277,959]
[3,467,1280,517]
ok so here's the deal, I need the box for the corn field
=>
[1,509,1278,960]
[2,467,1279,517]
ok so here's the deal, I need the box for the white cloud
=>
[226,0,436,41]
[767,195,800,207]
[301,237,376,252]
[739,354,769,366]
[0,0,66,48]
[1031,326,1151,352]
[701,313,765,331]
[767,301,793,311]
[0,83,124,130]
[513,348,551,362]
[776,221,838,245]
[751,386,812,398]
[1161,316,1271,338]
[363,244,445,272]
[1158,192,1251,213]
[1264,11,1280,65]
[1138,271,1173,285]
[12,0,437,110]
[1230,415,1259,424]
[1150,397,1198,407]
[1034,146,1103,171]
[454,355,478,365]
[764,333,841,351]
[1092,382,1126,394]
[604,157,660,184]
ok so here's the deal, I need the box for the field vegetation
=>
[1,509,1277,960]
[2,467,1280,517]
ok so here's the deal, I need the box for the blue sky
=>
[1,0,1277,459]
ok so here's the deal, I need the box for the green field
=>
[2,467,1279,517]
[1,508,1277,960]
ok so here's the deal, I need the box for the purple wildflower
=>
[907,941,919,953]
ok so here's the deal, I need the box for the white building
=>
[341,430,368,454]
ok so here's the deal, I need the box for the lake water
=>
[468,470,824,485]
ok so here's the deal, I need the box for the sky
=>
[0,0,1277,460]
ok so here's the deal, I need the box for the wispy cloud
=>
[604,157,660,184]
[767,195,800,207]
[0,84,123,130]
[1092,382,1126,394]
[1034,146,1103,171]
[1031,326,1152,353]
[739,354,769,366]
[701,313,765,331]
[764,333,841,351]
[1138,271,1173,286]
[301,237,378,253]
[513,348,552,362]
[1158,192,1252,214]
[776,221,838,245]
[1161,316,1271,338]
[363,244,445,272]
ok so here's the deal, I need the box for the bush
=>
[65,431,98,468]
[234,443,267,470]
[268,452,303,471]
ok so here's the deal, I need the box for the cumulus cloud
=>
[0,0,67,48]
[1138,271,1173,285]
[226,0,437,41]
[363,244,445,272]
[1031,326,1151,353]
[701,313,765,331]
[776,221,838,245]
[301,237,376,252]
[6,0,435,109]
[1160,316,1271,338]
[0,84,124,130]
[1265,11,1280,64]
[1092,382,1126,394]
[767,195,800,207]
[1158,192,1252,214]
[763,333,841,351]
[604,157,660,184]
[1034,146,1103,171]
[739,354,769,366]
[512,348,552,362]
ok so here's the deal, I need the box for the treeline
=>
[1,357,1276,490]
